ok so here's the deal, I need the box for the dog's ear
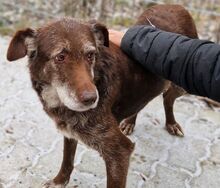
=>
[91,22,109,47]
[7,28,36,61]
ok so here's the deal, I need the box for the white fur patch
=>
[83,42,96,53]
[53,82,99,112]
[50,40,70,58]
[57,124,80,140]
[91,64,95,78]
[41,85,61,108]
[83,42,96,79]
[25,37,37,57]
[56,115,89,140]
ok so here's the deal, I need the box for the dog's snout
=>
[79,91,97,106]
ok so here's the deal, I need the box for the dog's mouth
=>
[55,83,99,112]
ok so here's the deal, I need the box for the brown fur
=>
[7,4,198,188]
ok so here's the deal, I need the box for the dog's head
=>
[7,18,109,111]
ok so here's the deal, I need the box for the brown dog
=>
[7,4,198,188]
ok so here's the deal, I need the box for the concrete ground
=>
[0,36,220,188]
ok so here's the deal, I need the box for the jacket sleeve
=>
[121,25,220,103]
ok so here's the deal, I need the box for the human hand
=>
[108,29,125,47]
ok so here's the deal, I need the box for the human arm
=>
[109,26,220,103]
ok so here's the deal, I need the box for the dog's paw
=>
[166,123,184,137]
[42,180,66,188]
[119,119,135,135]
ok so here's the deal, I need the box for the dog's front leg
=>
[43,137,77,188]
[100,127,135,188]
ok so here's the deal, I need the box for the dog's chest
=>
[56,115,89,140]
[57,123,80,140]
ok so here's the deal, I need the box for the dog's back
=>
[136,4,198,38]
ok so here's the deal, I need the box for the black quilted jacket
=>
[121,26,220,102]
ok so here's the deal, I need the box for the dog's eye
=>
[86,51,95,64]
[55,52,66,64]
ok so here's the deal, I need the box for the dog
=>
[6,4,198,188]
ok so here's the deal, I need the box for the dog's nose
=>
[80,91,97,106]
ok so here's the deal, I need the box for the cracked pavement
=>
[0,37,220,188]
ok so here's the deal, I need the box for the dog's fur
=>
[7,4,198,188]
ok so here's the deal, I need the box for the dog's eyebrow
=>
[51,41,70,57]
[83,42,96,53]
